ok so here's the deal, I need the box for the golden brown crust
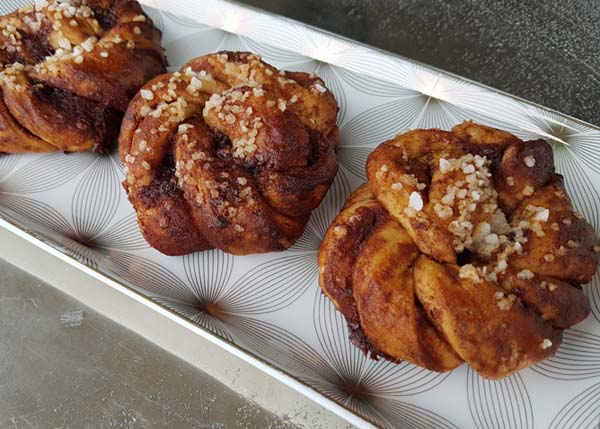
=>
[120,52,339,256]
[320,121,599,379]
[134,178,210,256]
[318,184,392,355]
[451,120,518,158]
[509,176,599,284]
[319,184,463,371]
[498,267,590,329]
[496,138,555,214]
[413,255,561,379]
[0,96,56,152]
[0,0,166,153]
[365,129,462,263]
[353,220,463,371]
[318,184,386,325]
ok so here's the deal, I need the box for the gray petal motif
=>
[531,329,600,380]
[337,146,372,181]
[243,37,310,66]
[223,254,317,314]
[340,96,422,149]
[0,194,73,237]
[0,154,19,181]
[216,32,247,53]
[588,274,600,325]
[549,381,600,429]
[0,191,105,268]
[46,210,147,269]
[107,247,318,345]
[225,314,456,429]
[313,291,454,427]
[162,11,212,29]
[153,293,235,344]
[183,250,234,305]
[524,109,600,173]
[249,26,357,70]
[0,0,28,15]
[223,316,334,383]
[0,152,95,194]
[54,237,104,269]
[182,249,316,316]
[0,150,129,268]
[164,30,248,69]
[314,290,451,397]
[567,129,600,177]
[467,367,534,429]
[108,251,193,303]
[334,66,418,99]
[318,64,348,126]
[367,397,459,429]
[93,213,148,251]
[71,155,121,241]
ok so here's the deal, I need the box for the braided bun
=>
[0,0,165,153]
[120,52,339,256]
[319,121,599,379]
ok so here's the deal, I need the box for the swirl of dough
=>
[0,0,166,153]
[120,52,339,255]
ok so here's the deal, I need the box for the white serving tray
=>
[1,0,599,428]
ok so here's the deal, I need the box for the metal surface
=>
[238,0,599,126]
[0,258,296,429]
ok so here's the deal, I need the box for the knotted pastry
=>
[319,121,599,379]
[119,52,339,256]
[0,0,166,153]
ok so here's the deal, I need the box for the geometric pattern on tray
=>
[0,1,599,427]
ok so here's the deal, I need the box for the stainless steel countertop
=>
[0,258,296,429]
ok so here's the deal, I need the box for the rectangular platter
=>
[1,0,599,427]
